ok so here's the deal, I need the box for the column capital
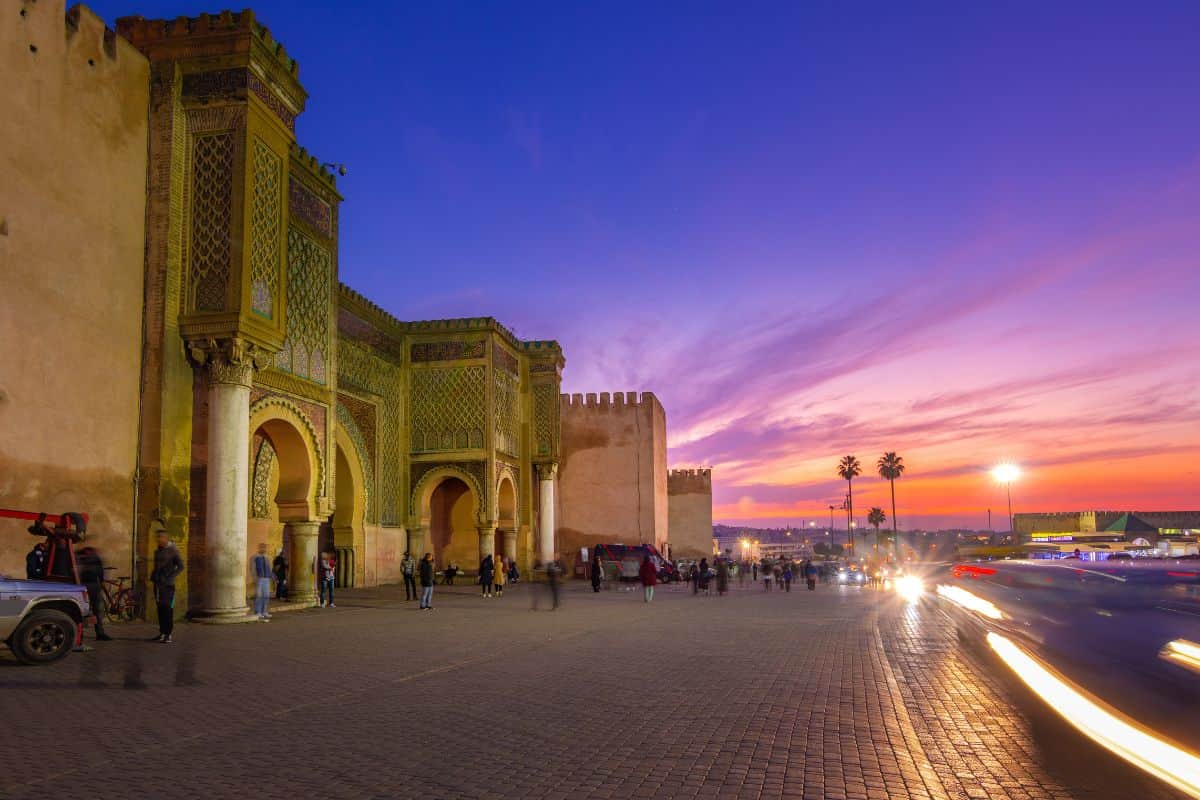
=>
[188,336,271,387]
[536,462,559,481]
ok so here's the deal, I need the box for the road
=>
[0,577,1187,800]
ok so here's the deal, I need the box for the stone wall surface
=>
[0,2,149,577]
[668,469,713,559]
[556,392,668,572]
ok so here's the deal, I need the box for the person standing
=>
[508,559,520,584]
[401,551,417,601]
[590,553,604,593]
[690,562,700,595]
[252,543,272,621]
[494,555,507,598]
[479,553,495,598]
[782,561,793,592]
[151,531,184,643]
[639,554,657,603]
[76,546,112,641]
[752,561,759,582]
[318,551,336,608]
[419,552,435,610]
[25,542,47,580]
[698,558,711,595]
[272,550,288,600]
[762,560,773,591]
[805,559,818,591]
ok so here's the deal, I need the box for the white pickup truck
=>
[0,575,90,664]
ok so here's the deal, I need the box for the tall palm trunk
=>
[889,479,898,560]
[847,480,854,556]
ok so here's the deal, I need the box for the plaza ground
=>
[0,579,1187,800]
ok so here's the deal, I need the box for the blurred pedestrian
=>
[782,561,793,592]
[494,555,507,597]
[77,546,112,641]
[273,550,288,599]
[534,555,562,610]
[25,542,46,580]
[508,559,520,584]
[444,562,459,585]
[252,542,272,621]
[639,554,657,603]
[401,551,417,601]
[318,550,336,608]
[419,552,435,610]
[762,560,773,591]
[716,559,729,596]
[805,559,818,590]
[752,561,759,582]
[698,557,711,595]
[690,562,700,595]
[151,531,184,643]
[591,553,604,592]
[479,553,495,598]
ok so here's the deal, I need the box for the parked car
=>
[1,575,89,664]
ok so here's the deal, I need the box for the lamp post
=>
[992,464,1020,542]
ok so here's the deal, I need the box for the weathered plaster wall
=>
[668,469,714,559]
[0,3,148,576]
[556,392,668,573]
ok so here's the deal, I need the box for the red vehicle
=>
[592,543,680,583]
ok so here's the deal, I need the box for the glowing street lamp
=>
[992,463,1020,539]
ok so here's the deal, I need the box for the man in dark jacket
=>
[77,546,112,641]
[479,554,494,598]
[150,531,184,643]
[272,551,288,600]
[401,551,417,601]
[418,552,435,610]
[25,542,46,580]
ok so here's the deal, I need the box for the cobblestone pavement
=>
[0,579,1186,800]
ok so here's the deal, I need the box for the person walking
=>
[590,553,604,592]
[25,542,47,580]
[690,562,700,595]
[508,559,519,584]
[494,555,507,597]
[252,543,273,620]
[805,559,818,591]
[150,531,184,643]
[534,554,563,611]
[272,550,288,600]
[638,554,658,603]
[716,559,729,596]
[698,557,711,595]
[76,546,112,641]
[401,551,417,601]
[318,551,336,608]
[419,552,435,610]
[479,553,495,598]
[752,561,759,582]
[762,560,773,591]
[782,560,793,592]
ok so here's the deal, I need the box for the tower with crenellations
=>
[668,468,714,559]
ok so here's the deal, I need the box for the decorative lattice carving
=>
[533,383,559,458]
[276,227,331,382]
[336,342,402,524]
[337,401,375,524]
[410,366,486,452]
[493,341,519,375]
[494,369,520,456]
[289,176,332,237]
[249,138,282,318]
[411,340,485,363]
[338,338,390,395]
[250,437,276,519]
[190,133,234,312]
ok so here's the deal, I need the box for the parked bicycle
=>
[100,567,143,622]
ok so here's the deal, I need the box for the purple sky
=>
[96,1,1200,527]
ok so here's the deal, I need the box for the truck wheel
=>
[10,609,76,665]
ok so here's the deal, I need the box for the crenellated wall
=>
[556,391,668,572]
[0,1,149,579]
[668,468,714,558]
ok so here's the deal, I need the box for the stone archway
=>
[496,472,518,563]
[248,398,322,605]
[411,465,486,575]
[333,425,366,586]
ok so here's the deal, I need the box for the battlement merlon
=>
[290,143,342,195]
[24,2,145,73]
[116,9,307,117]
[560,391,662,410]
[668,468,713,493]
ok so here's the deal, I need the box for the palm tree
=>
[837,455,862,556]
[868,507,886,551]
[877,452,906,560]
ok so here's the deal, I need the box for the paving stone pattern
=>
[0,580,1185,799]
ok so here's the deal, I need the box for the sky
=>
[95,1,1200,529]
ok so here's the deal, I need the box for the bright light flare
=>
[895,575,924,601]
[936,584,1003,620]
[988,632,1200,799]
[1161,639,1200,675]
[992,463,1020,483]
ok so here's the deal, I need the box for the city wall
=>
[0,2,149,576]
[557,392,667,572]
[668,468,714,558]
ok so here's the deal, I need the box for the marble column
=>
[538,463,557,565]
[503,529,518,562]
[478,525,496,566]
[199,346,255,620]
[288,520,319,605]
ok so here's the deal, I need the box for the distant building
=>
[1014,510,1200,559]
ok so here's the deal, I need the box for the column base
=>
[190,606,254,624]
